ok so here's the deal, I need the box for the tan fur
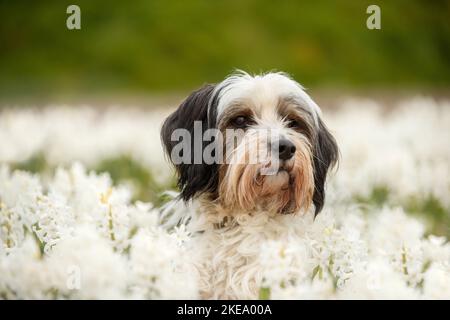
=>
[218,127,314,215]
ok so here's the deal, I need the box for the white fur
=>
[211,71,322,125]
[159,71,326,299]
[162,198,316,299]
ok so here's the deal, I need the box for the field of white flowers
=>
[0,97,449,299]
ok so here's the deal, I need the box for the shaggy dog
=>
[161,71,338,299]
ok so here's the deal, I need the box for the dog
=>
[161,71,338,299]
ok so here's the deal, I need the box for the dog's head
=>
[161,71,338,215]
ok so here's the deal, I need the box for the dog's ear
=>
[161,84,219,201]
[312,117,339,215]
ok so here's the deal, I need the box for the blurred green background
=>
[1,1,449,237]
[0,0,449,104]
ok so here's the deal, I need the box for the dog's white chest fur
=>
[187,210,312,299]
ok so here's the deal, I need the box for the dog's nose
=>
[276,139,296,160]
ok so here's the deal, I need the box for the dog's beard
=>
[218,131,314,214]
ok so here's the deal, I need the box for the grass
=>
[258,287,271,300]
[1,0,449,103]
[355,185,390,207]
[11,153,48,174]
[406,195,450,238]
[355,184,450,238]
[9,154,450,238]
[9,154,177,208]
[94,155,176,207]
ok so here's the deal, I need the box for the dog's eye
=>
[231,116,250,128]
[287,119,300,129]
[286,118,310,137]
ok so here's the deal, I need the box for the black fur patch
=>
[312,117,339,215]
[161,84,220,201]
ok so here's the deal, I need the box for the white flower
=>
[1,98,450,299]
[422,264,450,299]
[338,257,419,299]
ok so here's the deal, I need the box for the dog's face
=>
[161,72,338,215]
